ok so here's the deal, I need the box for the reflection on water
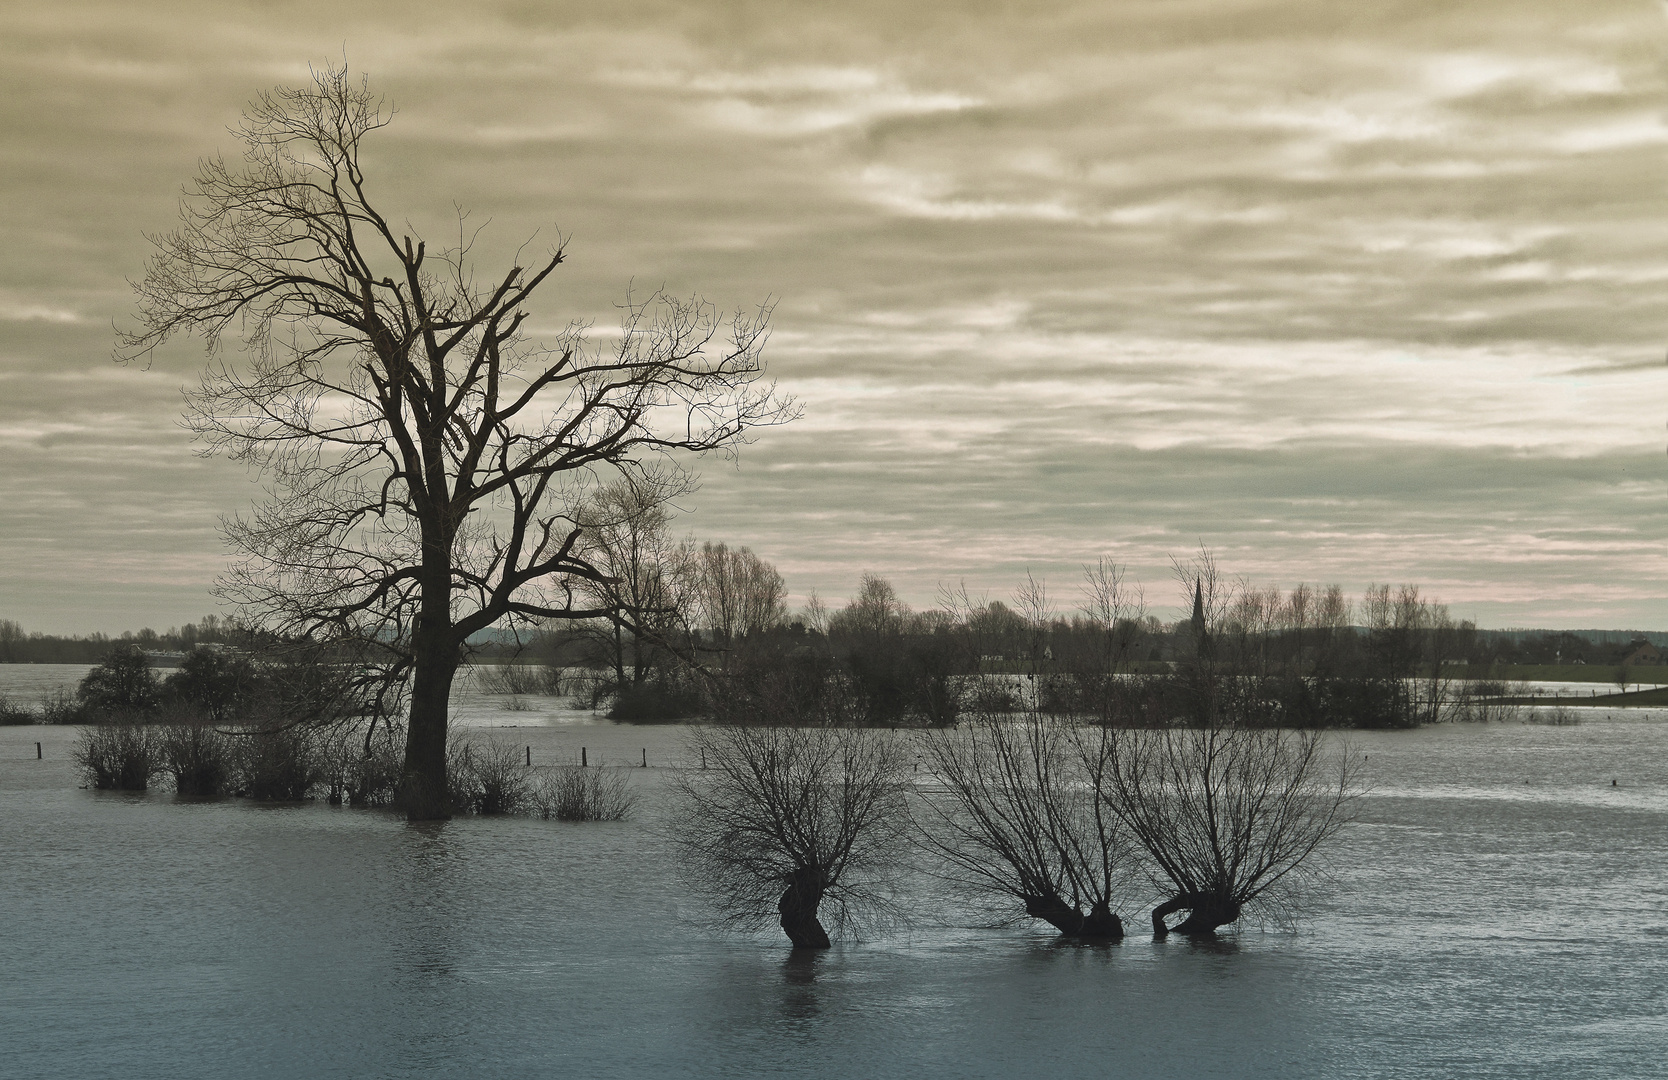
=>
[779,951,822,1021]
[3,715,1668,1078]
[396,821,462,978]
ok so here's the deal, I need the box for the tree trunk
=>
[778,866,831,949]
[1081,898,1125,940]
[1151,891,1242,937]
[1024,893,1125,940]
[401,614,459,821]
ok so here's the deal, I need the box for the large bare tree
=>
[117,67,793,817]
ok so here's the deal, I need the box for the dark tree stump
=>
[1024,893,1125,941]
[779,867,832,949]
[1152,891,1241,937]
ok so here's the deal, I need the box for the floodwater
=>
[2,666,1667,1078]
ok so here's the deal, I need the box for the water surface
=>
[2,672,1666,1078]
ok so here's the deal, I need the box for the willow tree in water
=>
[117,67,792,818]
[1103,723,1357,937]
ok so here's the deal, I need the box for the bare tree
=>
[673,724,911,948]
[1101,723,1357,937]
[117,68,792,817]
[570,477,683,691]
[680,541,788,661]
[918,714,1131,938]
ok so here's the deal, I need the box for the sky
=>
[2,0,1667,634]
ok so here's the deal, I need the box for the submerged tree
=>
[1102,723,1356,937]
[918,710,1131,939]
[674,724,910,948]
[117,67,792,817]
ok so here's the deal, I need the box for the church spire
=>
[1191,578,1211,659]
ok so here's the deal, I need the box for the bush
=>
[160,721,236,796]
[447,735,533,815]
[1529,703,1582,726]
[40,688,96,725]
[607,680,702,722]
[74,721,158,791]
[0,693,34,725]
[532,765,635,822]
[233,726,321,800]
[966,676,1023,715]
[475,662,563,697]
[320,722,405,806]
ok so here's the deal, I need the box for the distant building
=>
[1623,641,1663,666]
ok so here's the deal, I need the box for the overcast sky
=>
[3,0,1667,634]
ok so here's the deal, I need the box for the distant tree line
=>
[0,616,238,664]
[477,520,1560,729]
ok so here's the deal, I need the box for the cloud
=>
[2,0,1666,632]
[0,296,83,324]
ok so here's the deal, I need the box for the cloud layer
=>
[1,1,1665,631]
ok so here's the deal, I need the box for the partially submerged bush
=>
[607,680,702,722]
[74,721,158,791]
[1529,703,1582,726]
[447,736,532,815]
[0,693,34,725]
[320,722,405,806]
[160,721,235,796]
[474,662,563,697]
[233,725,321,800]
[532,765,635,822]
[40,688,96,726]
[162,647,260,724]
[1447,679,1527,723]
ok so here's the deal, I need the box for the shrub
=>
[0,693,34,725]
[74,721,158,791]
[446,736,532,814]
[532,765,636,822]
[40,688,96,725]
[475,662,563,697]
[1529,703,1582,726]
[233,725,321,800]
[607,680,701,722]
[160,721,236,796]
[320,722,405,806]
[966,675,1024,715]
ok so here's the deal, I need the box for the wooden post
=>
[641,747,647,768]
[701,747,706,770]
[37,742,43,760]
[526,745,531,767]
[581,747,587,768]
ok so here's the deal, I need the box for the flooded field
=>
[2,665,1666,1078]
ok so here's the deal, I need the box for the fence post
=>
[526,745,531,767]
[37,742,42,760]
[581,747,587,768]
[641,747,647,768]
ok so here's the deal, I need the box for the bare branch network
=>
[117,65,796,816]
